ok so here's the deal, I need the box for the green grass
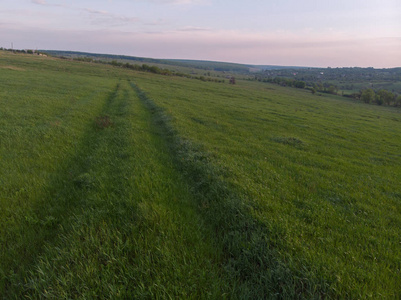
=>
[334,80,401,94]
[132,75,401,298]
[1,51,400,298]
[0,52,228,298]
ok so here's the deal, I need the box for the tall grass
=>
[1,53,228,298]
[1,51,400,298]
[132,82,332,298]
[132,74,401,298]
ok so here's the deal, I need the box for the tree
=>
[361,89,375,104]
[294,80,306,88]
[396,95,401,107]
[376,89,394,106]
[327,85,337,95]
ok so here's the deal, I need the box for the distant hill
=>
[40,50,252,73]
[252,65,308,70]
[41,50,305,73]
[41,50,168,65]
[164,59,252,73]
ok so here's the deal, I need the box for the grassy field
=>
[128,75,401,298]
[332,80,401,95]
[1,51,400,298]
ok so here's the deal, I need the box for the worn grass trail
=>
[1,79,229,298]
[2,52,400,298]
[132,82,331,299]
[1,68,117,293]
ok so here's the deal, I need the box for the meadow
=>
[0,51,400,298]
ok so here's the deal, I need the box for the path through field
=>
[2,80,230,298]
[1,52,400,298]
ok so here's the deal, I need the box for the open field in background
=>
[0,51,400,298]
[335,81,401,95]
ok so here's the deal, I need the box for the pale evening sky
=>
[1,0,400,67]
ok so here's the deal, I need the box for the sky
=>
[1,0,400,67]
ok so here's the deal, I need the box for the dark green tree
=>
[328,85,337,95]
[376,89,394,106]
[361,89,375,104]
[294,81,306,88]
[396,95,401,107]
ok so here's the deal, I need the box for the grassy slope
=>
[1,52,400,298]
[42,50,251,73]
[0,53,229,298]
[133,75,401,298]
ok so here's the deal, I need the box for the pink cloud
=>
[1,25,400,68]
[32,0,46,4]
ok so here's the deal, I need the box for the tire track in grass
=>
[0,82,120,296]
[131,81,336,299]
[18,80,229,298]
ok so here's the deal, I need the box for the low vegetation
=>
[1,50,400,298]
[257,66,401,94]
[127,71,401,299]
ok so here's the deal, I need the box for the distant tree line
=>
[71,57,227,83]
[253,75,401,107]
[253,76,339,94]
[259,67,401,83]
[354,89,401,107]
[105,59,226,83]
[255,77,307,89]
[0,47,46,55]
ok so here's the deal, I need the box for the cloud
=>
[1,24,400,68]
[168,0,207,4]
[29,1,140,28]
[32,0,46,4]
[144,19,169,26]
[177,26,211,32]
[139,0,209,5]
[83,9,140,27]
[84,8,109,15]
[31,0,66,8]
